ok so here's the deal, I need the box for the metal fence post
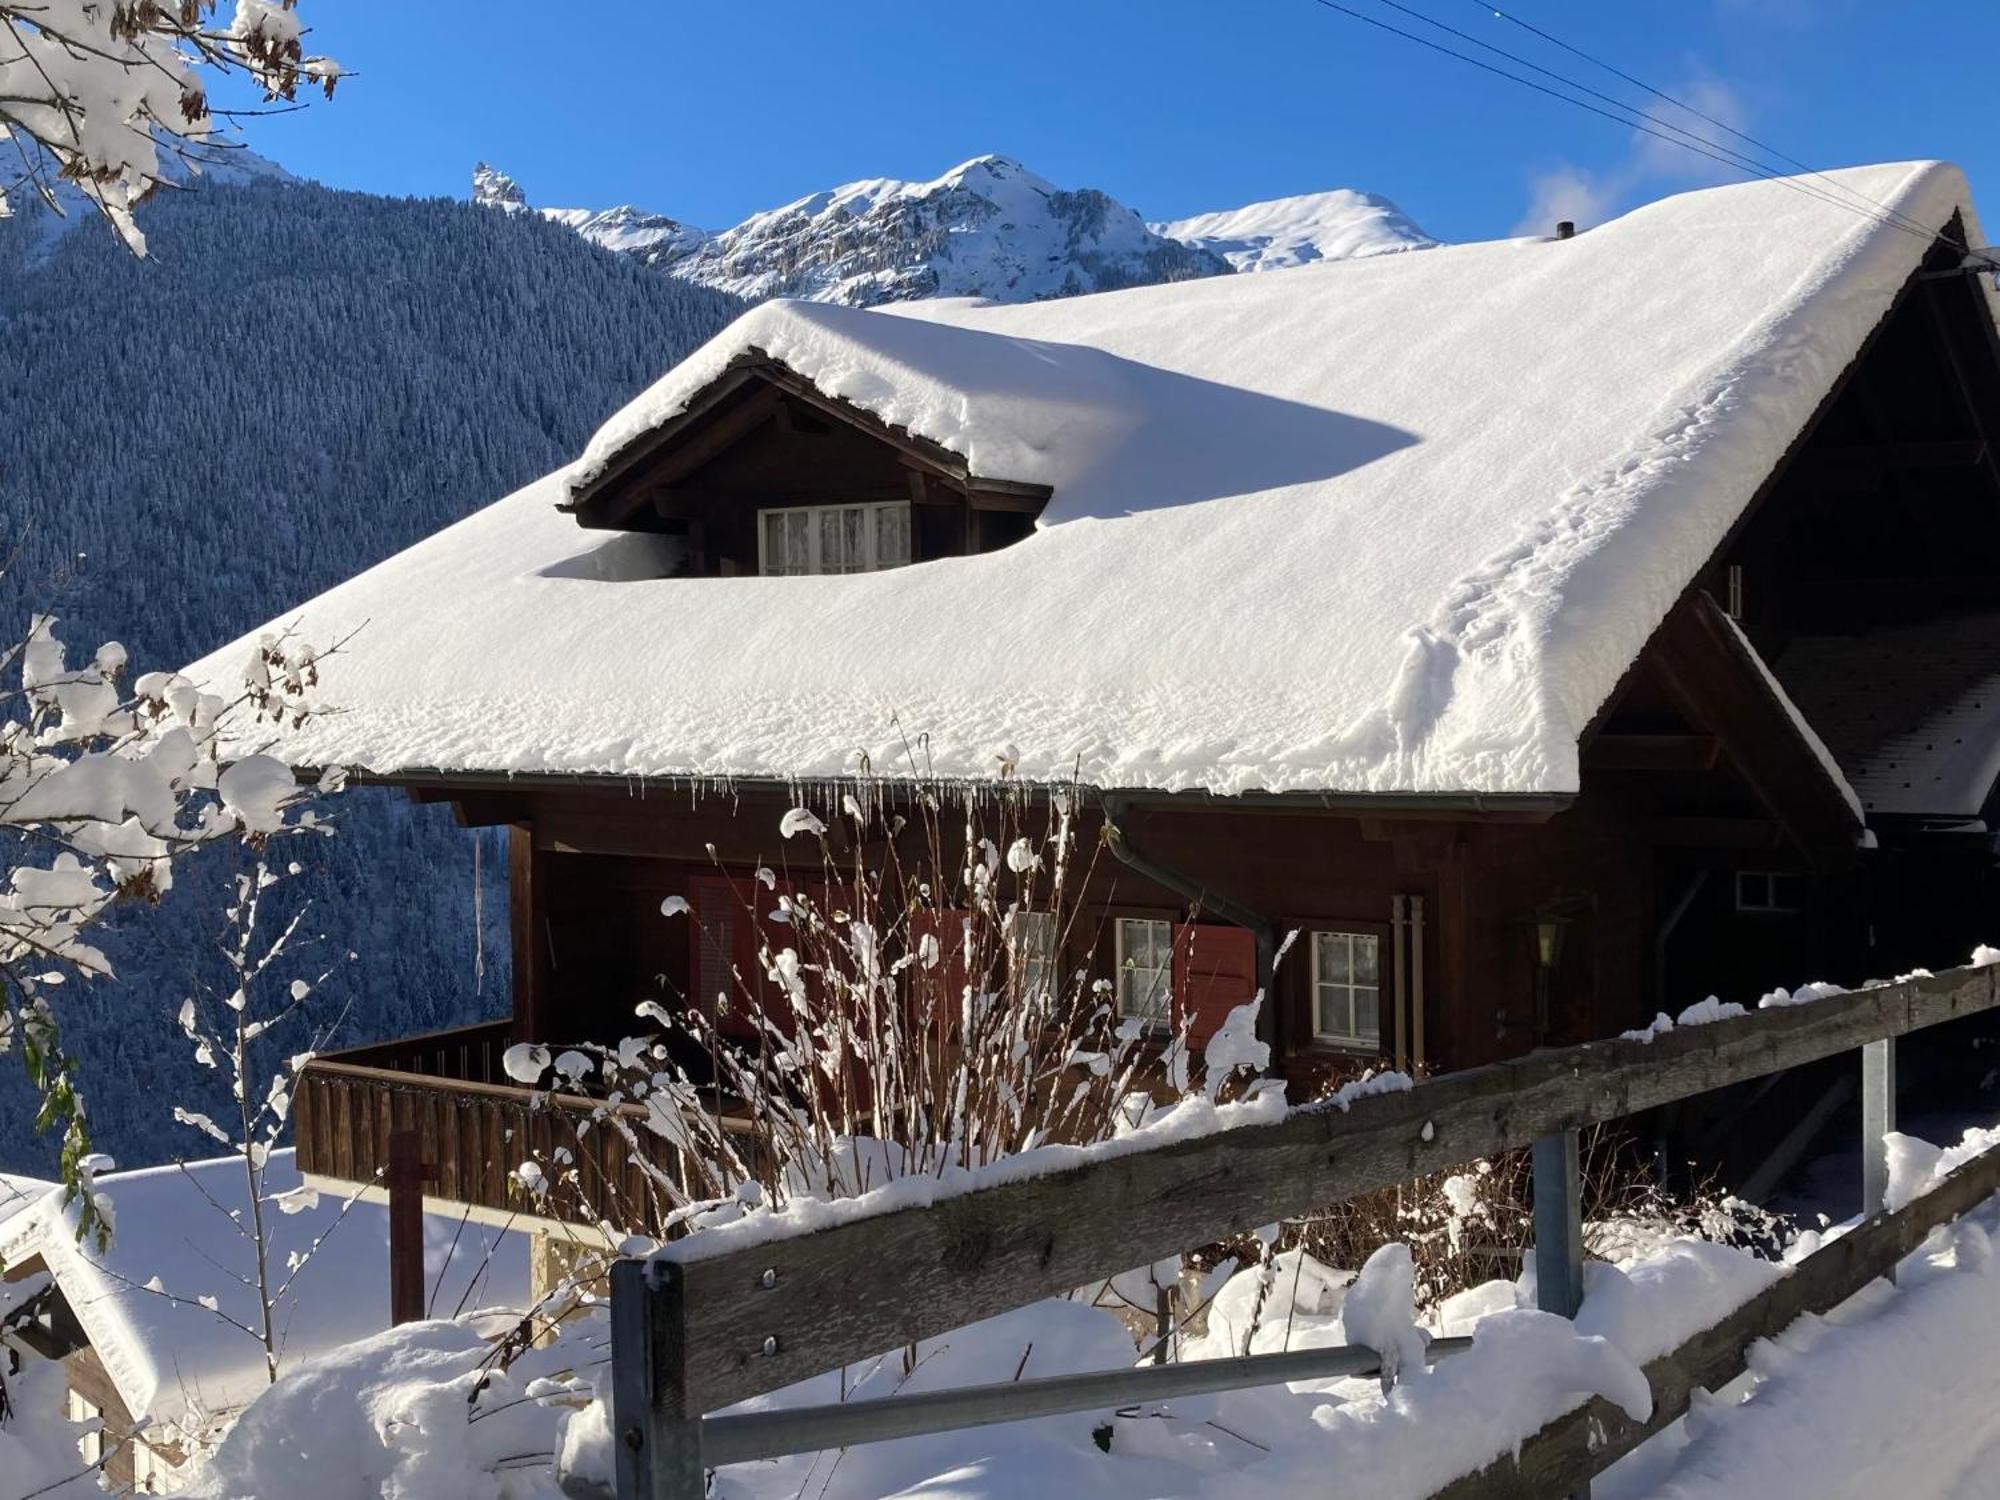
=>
[612,1258,704,1500]
[1533,1128,1585,1319]
[1533,1128,1590,1500]
[1862,1035,1897,1218]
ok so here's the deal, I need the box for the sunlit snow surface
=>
[190,163,1988,801]
[1156,187,1436,272]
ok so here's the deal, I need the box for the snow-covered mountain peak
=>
[485,154,1230,307]
[471,162,527,213]
[542,201,709,260]
[482,156,1437,307]
[1157,188,1435,273]
[683,152,1228,305]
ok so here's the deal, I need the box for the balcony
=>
[293,1021,731,1234]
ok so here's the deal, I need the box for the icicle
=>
[473,831,485,995]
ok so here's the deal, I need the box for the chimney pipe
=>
[1556,221,1575,240]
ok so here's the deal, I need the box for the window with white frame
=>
[1735,870,1805,914]
[66,1388,103,1467]
[1007,910,1059,1002]
[759,501,911,576]
[1115,917,1173,1025]
[1312,930,1381,1048]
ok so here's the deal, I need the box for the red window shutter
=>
[685,874,801,1039]
[1172,923,1260,1050]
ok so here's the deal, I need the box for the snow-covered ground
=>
[1602,1176,2000,1500]
[108,1116,2000,1500]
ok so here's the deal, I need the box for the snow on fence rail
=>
[605,962,2000,1499]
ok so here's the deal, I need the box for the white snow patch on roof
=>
[0,1150,528,1430]
[185,163,1989,798]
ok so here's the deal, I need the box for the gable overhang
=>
[1683,211,1996,608]
[560,350,1053,532]
[1609,591,1867,863]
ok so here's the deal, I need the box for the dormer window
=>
[564,356,1050,576]
[760,501,913,576]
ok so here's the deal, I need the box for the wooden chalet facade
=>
[207,164,2000,1233]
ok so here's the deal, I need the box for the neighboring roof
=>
[0,1173,57,1240]
[1775,612,2000,819]
[187,163,1991,799]
[0,1150,528,1431]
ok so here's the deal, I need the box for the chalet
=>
[186,160,2000,1232]
[0,1152,527,1492]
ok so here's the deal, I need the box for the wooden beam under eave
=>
[448,795,522,829]
[579,381,786,530]
[1581,734,1722,773]
[965,487,1049,513]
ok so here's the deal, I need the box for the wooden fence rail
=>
[608,962,2000,1498]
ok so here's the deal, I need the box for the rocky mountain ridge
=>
[479,153,1436,306]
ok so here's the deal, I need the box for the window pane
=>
[762,512,787,575]
[844,507,867,571]
[820,508,846,572]
[1009,911,1058,1000]
[1352,983,1380,1044]
[1117,918,1171,1023]
[1316,984,1350,1041]
[1352,934,1378,986]
[786,511,810,570]
[876,504,911,567]
[1314,931,1345,987]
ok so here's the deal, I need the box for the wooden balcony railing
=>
[293,1021,731,1234]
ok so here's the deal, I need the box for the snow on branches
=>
[0,614,330,1243]
[0,0,341,251]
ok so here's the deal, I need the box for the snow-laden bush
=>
[1248,1118,1786,1317]
[1,0,340,249]
[503,788,1277,1241]
[0,615,329,1243]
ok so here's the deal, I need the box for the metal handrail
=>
[698,1333,1474,1466]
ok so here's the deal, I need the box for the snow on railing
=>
[603,959,2000,1500]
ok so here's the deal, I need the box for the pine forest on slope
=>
[0,179,744,1173]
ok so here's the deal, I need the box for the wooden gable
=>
[560,351,1052,577]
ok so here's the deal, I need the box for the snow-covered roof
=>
[1774,612,2000,819]
[0,1172,57,1240]
[0,1150,528,1431]
[188,163,1990,800]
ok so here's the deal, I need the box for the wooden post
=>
[1862,1035,1897,1218]
[612,1258,704,1500]
[1391,894,1409,1073]
[1410,893,1427,1071]
[386,1129,435,1326]
[509,824,545,1043]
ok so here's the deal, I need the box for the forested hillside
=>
[0,181,744,1172]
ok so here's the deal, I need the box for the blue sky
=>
[251,0,2000,245]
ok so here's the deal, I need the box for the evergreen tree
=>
[0,179,743,1171]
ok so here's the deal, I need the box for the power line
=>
[1456,0,1957,249]
[1310,0,1988,268]
[1370,0,1807,190]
